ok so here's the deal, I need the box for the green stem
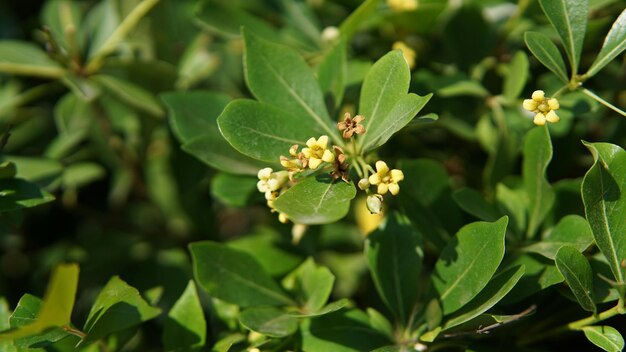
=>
[581,88,626,117]
[0,63,65,79]
[85,0,160,74]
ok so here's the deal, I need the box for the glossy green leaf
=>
[432,217,508,315]
[538,0,588,74]
[502,51,529,102]
[523,126,555,238]
[523,215,593,259]
[7,294,69,348]
[496,182,528,237]
[301,309,390,352]
[273,175,356,225]
[93,75,164,117]
[0,41,65,78]
[0,264,78,341]
[239,307,298,338]
[242,29,337,139]
[361,92,432,152]
[189,241,294,307]
[211,333,246,352]
[581,142,626,283]
[283,258,334,312]
[317,40,347,111]
[582,326,624,352]
[339,0,380,40]
[82,276,161,345]
[442,265,525,330]
[524,32,569,82]
[358,51,410,151]
[367,308,394,340]
[218,99,315,162]
[555,246,596,313]
[0,179,55,212]
[164,281,206,351]
[437,80,489,98]
[161,91,230,143]
[182,135,269,175]
[587,9,626,77]
[195,4,280,41]
[365,212,423,324]
[211,173,258,207]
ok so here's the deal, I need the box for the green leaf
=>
[211,333,246,352]
[365,212,423,324]
[523,215,593,259]
[228,228,303,277]
[502,51,529,102]
[7,295,69,348]
[523,126,555,238]
[189,241,294,307]
[443,265,525,330]
[239,307,298,338]
[218,100,315,162]
[432,217,508,315]
[211,173,258,207]
[587,9,626,77]
[195,4,280,41]
[437,80,489,98]
[82,276,161,345]
[242,29,337,140]
[581,142,626,283]
[524,32,569,82]
[92,75,164,117]
[453,187,501,222]
[301,309,390,352]
[161,91,230,143]
[496,182,528,237]
[41,0,83,53]
[582,326,624,352]
[182,135,269,175]
[0,179,55,212]
[361,93,432,152]
[500,254,564,304]
[273,175,357,225]
[339,0,381,40]
[62,163,106,189]
[0,40,65,78]
[555,246,596,313]
[358,51,410,151]
[0,264,78,341]
[163,281,206,351]
[282,258,334,312]
[538,0,588,75]
[317,40,347,112]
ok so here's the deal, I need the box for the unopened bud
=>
[366,194,384,214]
[358,178,370,190]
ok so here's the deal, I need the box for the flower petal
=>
[306,137,317,148]
[375,160,389,174]
[388,183,400,195]
[548,98,560,110]
[317,135,329,149]
[546,110,560,123]
[369,173,381,185]
[390,169,404,182]
[532,90,545,101]
[377,183,389,195]
[533,113,546,126]
[522,99,537,111]
[322,149,335,163]
[309,158,322,169]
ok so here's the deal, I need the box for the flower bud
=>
[366,194,384,214]
[358,178,370,190]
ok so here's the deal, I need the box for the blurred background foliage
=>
[0,0,624,350]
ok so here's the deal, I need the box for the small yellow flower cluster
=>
[387,0,418,11]
[281,135,335,171]
[257,167,290,223]
[358,161,404,214]
[523,90,560,126]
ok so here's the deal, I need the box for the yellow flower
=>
[257,168,289,194]
[302,135,335,169]
[393,41,416,69]
[523,90,560,126]
[368,161,404,195]
[280,144,307,171]
[387,0,418,11]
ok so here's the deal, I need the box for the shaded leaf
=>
[339,0,381,40]
[502,51,529,102]
[239,307,298,338]
[365,212,423,324]
[164,281,206,351]
[7,295,68,348]
[273,175,356,225]
[0,41,64,78]
[555,246,596,313]
[523,126,555,238]
[283,258,334,312]
[93,75,164,117]
[182,135,269,175]
[211,173,258,207]
[161,91,230,143]
[317,40,347,112]
[189,241,294,307]
[0,179,55,212]
[523,215,593,259]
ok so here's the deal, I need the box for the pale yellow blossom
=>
[368,161,404,195]
[387,0,418,11]
[523,90,560,126]
[302,135,335,169]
